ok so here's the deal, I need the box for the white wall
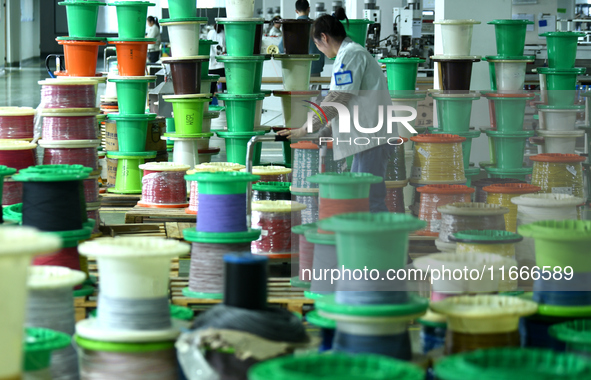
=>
[20,0,40,61]
[513,0,558,45]
[434,0,512,166]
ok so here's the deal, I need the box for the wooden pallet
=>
[100,193,141,207]
[124,206,196,224]
[171,277,314,314]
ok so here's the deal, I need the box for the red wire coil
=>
[299,234,314,281]
[87,209,100,235]
[318,197,370,233]
[42,116,97,140]
[0,149,36,170]
[33,246,81,271]
[41,84,96,109]
[2,180,22,205]
[83,178,99,203]
[385,187,405,213]
[140,170,188,206]
[186,181,198,214]
[43,147,98,172]
[257,174,290,183]
[0,115,34,139]
[251,211,301,254]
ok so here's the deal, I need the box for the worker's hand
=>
[277,127,307,140]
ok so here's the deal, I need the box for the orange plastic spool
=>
[483,183,541,232]
[56,38,106,77]
[108,39,153,76]
[416,184,475,236]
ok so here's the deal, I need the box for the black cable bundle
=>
[22,180,84,231]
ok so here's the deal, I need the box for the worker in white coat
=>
[279,11,396,212]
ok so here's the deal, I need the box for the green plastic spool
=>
[107,151,156,194]
[452,229,523,244]
[254,55,271,93]
[306,172,382,199]
[183,228,261,244]
[3,203,22,224]
[541,32,585,69]
[431,129,480,169]
[253,181,292,193]
[290,276,311,289]
[549,319,591,355]
[14,164,92,182]
[216,56,268,94]
[184,171,260,195]
[485,130,534,170]
[538,67,586,107]
[46,227,92,248]
[481,92,535,132]
[107,113,157,152]
[249,353,425,380]
[306,309,336,329]
[110,1,155,39]
[342,19,375,47]
[216,19,264,57]
[74,334,175,353]
[216,93,265,132]
[435,347,591,380]
[0,165,16,209]
[304,227,336,246]
[519,220,591,271]
[318,212,425,271]
[317,293,428,317]
[182,286,222,300]
[431,93,480,133]
[216,130,266,165]
[163,95,210,135]
[23,327,71,372]
[198,40,218,77]
[167,0,197,18]
[485,166,532,181]
[108,76,155,115]
[488,19,534,56]
[379,57,425,93]
[59,1,105,39]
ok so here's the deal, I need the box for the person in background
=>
[146,16,161,63]
[278,12,394,212]
[278,0,325,78]
[268,16,282,36]
[207,24,227,94]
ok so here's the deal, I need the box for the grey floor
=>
[0,58,49,107]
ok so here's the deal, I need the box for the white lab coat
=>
[328,38,394,160]
[207,29,226,70]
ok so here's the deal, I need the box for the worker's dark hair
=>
[312,11,348,42]
[295,0,310,12]
[272,15,281,23]
[215,24,224,33]
[333,6,348,26]
[147,16,159,28]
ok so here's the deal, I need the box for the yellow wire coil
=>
[79,254,89,276]
[531,161,584,198]
[486,192,521,233]
[456,242,516,257]
[410,135,466,183]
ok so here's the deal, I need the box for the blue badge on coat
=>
[334,70,353,86]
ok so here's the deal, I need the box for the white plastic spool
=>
[226,0,255,18]
[433,19,481,57]
[0,227,61,380]
[274,55,320,91]
[169,136,211,168]
[162,20,206,57]
[490,58,533,92]
[77,237,190,341]
[27,266,86,380]
[536,130,585,154]
[413,251,516,294]
[318,311,425,336]
[537,107,581,131]
[202,111,220,134]
[512,193,583,269]
[274,90,319,129]
[430,294,538,334]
